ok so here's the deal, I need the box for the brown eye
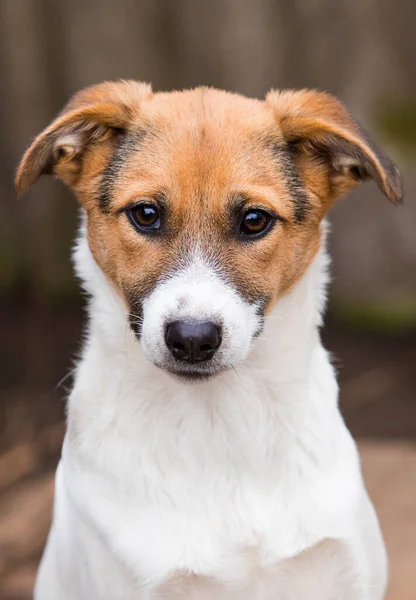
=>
[239,209,274,237]
[128,203,161,232]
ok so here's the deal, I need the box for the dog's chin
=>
[154,360,228,383]
[168,369,218,382]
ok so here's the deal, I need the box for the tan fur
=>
[16,81,402,318]
[154,539,356,599]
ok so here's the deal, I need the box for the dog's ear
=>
[266,89,403,206]
[15,80,152,195]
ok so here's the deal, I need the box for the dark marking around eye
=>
[272,143,310,224]
[99,129,147,213]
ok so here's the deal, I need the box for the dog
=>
[16,81,402,599]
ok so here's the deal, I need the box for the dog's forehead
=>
[143,87,273,131]
[110,88,288,213]
[141,88,279,171]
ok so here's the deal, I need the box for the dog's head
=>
[16,81,402,380]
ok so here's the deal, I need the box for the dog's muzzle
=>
[137,253,262,381]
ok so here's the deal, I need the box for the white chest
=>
[63,362,361,584]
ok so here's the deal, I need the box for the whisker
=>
[231,365,241,382]
[127,314,144,325]
[55,368,76,391]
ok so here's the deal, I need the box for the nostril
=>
[200,343,214,352]
[165,320,222,364]
[171,342,185,351]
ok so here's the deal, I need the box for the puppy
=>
[16,81,402,599]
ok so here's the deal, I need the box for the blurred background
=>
[0,1,415,598]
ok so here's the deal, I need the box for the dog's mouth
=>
[156,359,228,382]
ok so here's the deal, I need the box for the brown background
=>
[0,1,415,598]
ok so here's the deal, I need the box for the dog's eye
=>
[127,203,161,232]
[239,209,274,237]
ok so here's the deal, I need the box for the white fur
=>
[34,222,388,599]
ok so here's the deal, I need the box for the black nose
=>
[165,320,221,363]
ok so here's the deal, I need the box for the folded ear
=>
[266,89,403,206]
[15,80,152,195]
